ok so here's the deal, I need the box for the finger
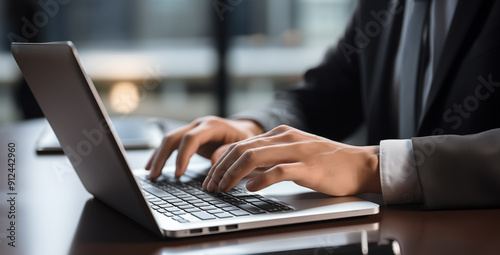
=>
[174,122,222,178]
[211,144,231,164]
[215,143,298,192]
[148,124,197,179]
[203,138,260,191]
[145,148,157,170]
[203,142,236,190]
[246,163,304,191]
[203,130,300,191]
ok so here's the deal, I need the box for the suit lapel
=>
[367,1,405,141]
[418,0,484,130]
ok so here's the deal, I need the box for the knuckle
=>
[227,142,238,152]
[241,148,257,163]
[163,131,175,140]
[225,169,238,179]
[192,116,207,125]
[181,131,197,145]
[194,115,217,125]
[205,115,222,124]
[234,143,248,155]
[211,172,224,182]
[161,134,175,147]
[273,165,287,177]
[259,172,272,185]
[274,125,290,132]
[283,129,299,139]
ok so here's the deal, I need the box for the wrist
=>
[360,145,381,194]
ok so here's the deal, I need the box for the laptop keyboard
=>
[138,176,293,224]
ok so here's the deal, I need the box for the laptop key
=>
[143,187,170,197]
[148,198,162,203]
[242,198,261,203]
[200,205,218,211]
[159,195,176,200]
[178,204,195,210]
[167,208,181,213]
[192,211,217,220]
[237,203,267,214]
[155,201,171,206]
[214,212,234,218]
[192,202,210,207]
[252,201,281,212]
[172,201,189,206]
[184,197,201,203]
[180,213,202,222]
[185,208,202,213]
[172,210,187,216]
[229,209,250,216]
[221,206,240,212]
[207,208,224,214]
[172,216,186,222]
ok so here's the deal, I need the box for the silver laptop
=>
[11,41,379,238]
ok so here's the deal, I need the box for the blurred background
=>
[0,0,356,127]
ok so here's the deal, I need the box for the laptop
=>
[11,41,379,238]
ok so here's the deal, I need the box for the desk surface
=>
[1,119,500,255]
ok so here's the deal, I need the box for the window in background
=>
[225,0,356,115]
[60,0,217,122]
[0,0,19,126]
[0,0,355,127]
[0,0,216,126]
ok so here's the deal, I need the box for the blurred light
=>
[280,29,302,47]
[109,82,140,114]
[361,230,368,254]
[392,240,402,255]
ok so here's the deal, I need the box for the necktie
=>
[396,0,430,138]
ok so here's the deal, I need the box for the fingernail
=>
[218,177,228,191]
[207,180,216,192]
[246,180,255,191]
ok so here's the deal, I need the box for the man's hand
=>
[145,116,263,179]
[203,125,382,196]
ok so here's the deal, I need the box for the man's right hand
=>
[145,116,264,179]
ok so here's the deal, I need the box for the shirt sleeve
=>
[379,139,423,204]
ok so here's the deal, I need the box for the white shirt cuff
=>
[379,139,423,204]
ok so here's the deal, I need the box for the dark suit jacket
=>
[235,0,500,209]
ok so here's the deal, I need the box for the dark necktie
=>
[397,0,430,138]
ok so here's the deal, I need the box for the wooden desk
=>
[1,119,499,255]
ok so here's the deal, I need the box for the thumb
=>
[211,144,231,164]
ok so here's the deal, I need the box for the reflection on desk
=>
[1,119,500,255]
[69,199,383,255]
